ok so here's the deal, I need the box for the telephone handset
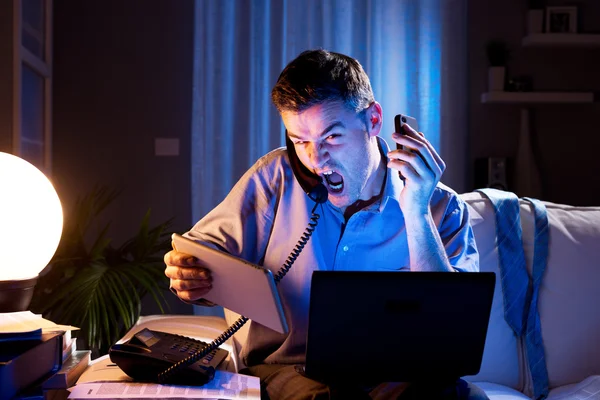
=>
[285,133,328,204]
[109,132,328,386]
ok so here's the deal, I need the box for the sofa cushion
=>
[546,375,600,399]
[519,201,600,390]
[461,192,524,391]
[473,382,532,399]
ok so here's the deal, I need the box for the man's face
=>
[282,101,383,210]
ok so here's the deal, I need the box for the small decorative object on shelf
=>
[486,40,510,92]
[545,6,577,33]
[507,76,533,92]
[527,0,545,34]
[515,109,543,199]
[527,9,545,34]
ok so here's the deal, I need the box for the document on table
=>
[68,355,260,399]
[67,372,260,399]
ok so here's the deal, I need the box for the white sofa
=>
[461,191,600,399]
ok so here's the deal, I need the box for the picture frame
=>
[545,6,578,33]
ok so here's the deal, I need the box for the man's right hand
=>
[164,249,212,303]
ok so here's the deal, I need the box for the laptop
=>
[304,271,496,385]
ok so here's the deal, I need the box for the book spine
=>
[43,350,91,390]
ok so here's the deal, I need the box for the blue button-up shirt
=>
[186,137,479,366]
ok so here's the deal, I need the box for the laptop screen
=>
[304,271,495,385]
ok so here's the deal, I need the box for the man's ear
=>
[366,102,383,137]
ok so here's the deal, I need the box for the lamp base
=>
[0,277,38,312]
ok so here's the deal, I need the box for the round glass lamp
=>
[0,152,63,312]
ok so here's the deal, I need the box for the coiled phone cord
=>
[273,210,320,284]
[157,201,323,385]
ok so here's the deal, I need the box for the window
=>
[14,0,53,174]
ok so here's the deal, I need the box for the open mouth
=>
[323,171,344,193]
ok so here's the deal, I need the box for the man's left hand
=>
[387,123,446,215]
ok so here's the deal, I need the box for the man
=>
[165,49,486,399]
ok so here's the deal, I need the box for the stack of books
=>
[0,311,82,400]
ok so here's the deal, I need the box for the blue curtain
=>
[191,0,468,223]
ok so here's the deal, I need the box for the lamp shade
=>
[0,152,63,281]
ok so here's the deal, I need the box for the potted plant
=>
[29,186,173,356]
[486,40,510,92]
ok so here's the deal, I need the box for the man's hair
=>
[271,49,375,114]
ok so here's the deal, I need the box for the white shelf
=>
[522,33,600,47]
[481,91,594,104]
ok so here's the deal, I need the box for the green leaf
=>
[88,223,113,262]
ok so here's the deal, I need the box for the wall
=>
[468,0,600,206]
[52,0,195,314]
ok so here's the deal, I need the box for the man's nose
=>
[307,142,329,170]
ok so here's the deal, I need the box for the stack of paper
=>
[68,355,261,399]
[0,310,78,338]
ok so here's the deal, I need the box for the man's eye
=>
[326,134,340,141]
[294,140,307,145]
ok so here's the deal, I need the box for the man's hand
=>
[387,125,454,272]
[387,123,446,215]
[164,248,212,303]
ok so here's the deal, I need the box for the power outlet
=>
[154,138,179,156]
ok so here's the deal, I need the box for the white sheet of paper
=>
[70,355,260,399]
[68,370,260,399]
[75,355,132,384]
[0,310,78,333]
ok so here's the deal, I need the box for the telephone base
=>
[109,328,228,386]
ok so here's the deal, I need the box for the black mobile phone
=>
[393,114,419,151]
[393,114,419,179]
